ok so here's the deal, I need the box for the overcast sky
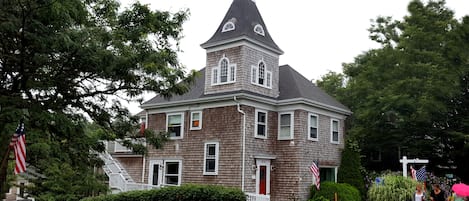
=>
[120,0,469,113]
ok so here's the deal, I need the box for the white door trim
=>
[255,159,271,195]
[148,160,163,186]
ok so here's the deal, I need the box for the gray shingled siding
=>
[204,45,279,98]
[144,107,243,187]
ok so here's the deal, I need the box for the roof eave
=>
[141,93,351,116]
[201,36,284,55]
[277,98,352,115]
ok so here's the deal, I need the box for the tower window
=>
[222,21,235,32]
[251,60,272,88]
[212,55,236,85]
[254,24,265,36]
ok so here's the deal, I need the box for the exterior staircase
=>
[97,149,156,193]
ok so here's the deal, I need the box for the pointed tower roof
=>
[201,0,283,54]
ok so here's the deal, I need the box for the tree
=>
[0,0,195,199]
[316,0,469,180]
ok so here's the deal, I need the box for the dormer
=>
[201,0,282,98]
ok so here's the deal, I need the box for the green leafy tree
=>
[0,0,195,199]
[316,0,469,181]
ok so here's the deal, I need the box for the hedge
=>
[81,184,246,201]
[310,181,360,201]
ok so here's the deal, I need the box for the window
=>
[278,112,294,140]
[190,111,202,130]
[220,59,228,82]
[254,24,265,36]
[204,142,219,175]
[331,119,339,144]
[320,167,337,183]
[166,113,184,139]
[222,21,235,32]
[308,114,318,141]
[255,109,267,138]
[371,150,382,162]
[164,160,182,186]
[212,56,236,85]
[251,60,272,88]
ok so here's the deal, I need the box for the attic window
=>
[222,21,235,32]
[254,24,265,36]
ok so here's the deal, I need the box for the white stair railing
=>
[246,193,270,201]
[97,146,158,193]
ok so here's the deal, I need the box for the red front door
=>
[259,166,267,195]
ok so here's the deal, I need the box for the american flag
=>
[310,160,320,190]
[11,122,26,174]
[415,166,426,182]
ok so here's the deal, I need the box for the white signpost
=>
[399,156,429,177]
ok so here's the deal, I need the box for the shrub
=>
[367,174,418,201]
[337,139,366,199]
[308,195,329,201]
[310,181,360,201]
[80,184,246,201]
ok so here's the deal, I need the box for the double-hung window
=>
[190,111,202,130]
[164,160,182,186]
[331,119,340,144]
[255,109,267,138]
[278,112,294,140]
[204,142,219,175]
[308,114,319,141]
[167,113,184,139]
[212,56,236,85]
[251,60,272,88]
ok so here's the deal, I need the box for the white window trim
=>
[251,60,272,89]
[190,111,202,130]
[318,166,338,183]
[211,56,236,86]
[203,142,219,175]
[308,113,319,141]
[163,160,182,186]
[148,160,163,186]
[255,109,268,139]
[253,24,265,36]
[222,21,235,32]
[166,112,184,140]
[330,119,340,144]
[278,112,294,140]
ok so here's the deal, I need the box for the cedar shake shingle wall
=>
[205,47,243,95]
[144,105,344,201]
[297,110,345,201]
[204,45,279,98]
[115,157,143,183]
[145,106,242,187]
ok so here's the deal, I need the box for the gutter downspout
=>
[234,96,246,192]
[142,113,148,183]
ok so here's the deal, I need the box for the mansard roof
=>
[141,65,350,114]
[201,0,283,54]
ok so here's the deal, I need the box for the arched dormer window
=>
[222,21,235,32]
[254,24,265,36]
[251,59,272,88]
[212,55,236,85]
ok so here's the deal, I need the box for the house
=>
[108,0,351,200]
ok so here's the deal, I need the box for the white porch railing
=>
[246,193,270,201]
[97,146,158,193]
